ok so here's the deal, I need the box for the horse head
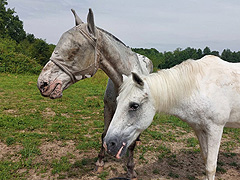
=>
[37,9,99,99]
[103,73,156,158]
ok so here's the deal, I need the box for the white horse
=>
[104,55,240,180]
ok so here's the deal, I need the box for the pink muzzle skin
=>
[41,80,63,99]
[103,141,126,159]
[116,142,126,159]
[49,83,63,99]
[103,142,108,151]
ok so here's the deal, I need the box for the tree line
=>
[1,0,240,74]
[133,47,240,72]
[0,0,54,74]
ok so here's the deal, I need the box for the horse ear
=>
[132,72,144,86]
[87,8,97,37]
[71,9,83,25]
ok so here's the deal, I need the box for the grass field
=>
[0,71,239,180]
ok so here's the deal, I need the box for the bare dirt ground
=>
[1,138,239,180]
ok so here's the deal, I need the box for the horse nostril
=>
[40,81,49,91]
[110,141,116,147]
[43,82,48,87]
[108,138,118,149]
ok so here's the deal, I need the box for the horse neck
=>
[97,30,142,88]
[146,60,201,113]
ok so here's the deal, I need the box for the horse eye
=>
[129,102,139,111]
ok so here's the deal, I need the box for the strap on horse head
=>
[50,24,100,84]
[50,56,77,83]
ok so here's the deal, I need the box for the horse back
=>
[197,56,240,127]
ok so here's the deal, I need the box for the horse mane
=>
[146,59,205,112]
[119,58,207,112]
[97,27,126,47]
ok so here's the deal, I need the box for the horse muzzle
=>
[104,136,128,159]
[38,80,63,99]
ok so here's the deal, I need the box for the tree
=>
[0,0,8,36]
[0,0,56,74]
[134,46,240,71]
[0,0,26,42]
[5,10,26,42]
[132,48,164,71]
[0,37,42,73]
[203,46,211,55]
[211,50,219,57]
[197,48,203,58]
[221,49,231,61]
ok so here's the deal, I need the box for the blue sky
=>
[7,0,240,53]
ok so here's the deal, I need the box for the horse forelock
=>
[117,76,139,103]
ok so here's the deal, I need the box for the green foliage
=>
[1,1,240,75]
[0,0,25,42]
[0,0,55,74]
[0,38,43,73]
[133,48,165,71]
[133,46,240,71]
[18,38,55,66]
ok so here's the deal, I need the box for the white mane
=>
[146,59,206,112]
[119,58,208,112]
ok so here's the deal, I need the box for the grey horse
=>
[37,9,152,179]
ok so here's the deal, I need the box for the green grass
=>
[0,71,239,179]
[186,137,198,147]
[0,71,107,179]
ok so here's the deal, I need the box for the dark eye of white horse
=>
[129,102,139,111]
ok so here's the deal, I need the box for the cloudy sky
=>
[7,0,240,53]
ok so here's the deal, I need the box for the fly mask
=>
[50,23,101,84]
